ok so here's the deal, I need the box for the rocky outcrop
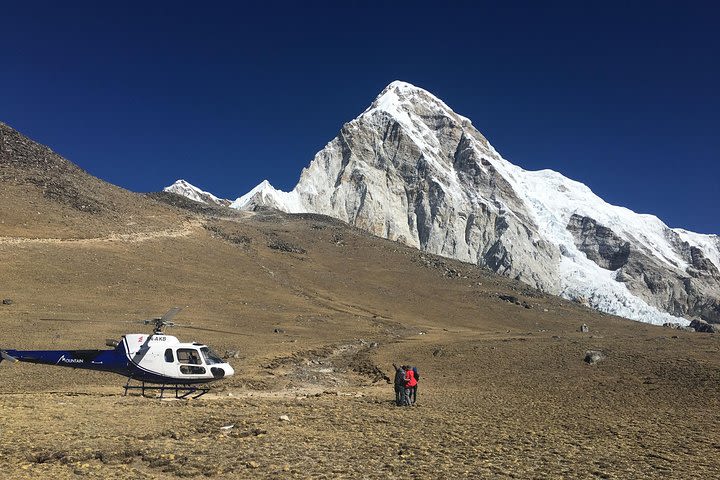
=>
[567,214,630,270]
[616,254,720,323]
[689,319,718,333]
[567,214,720,323]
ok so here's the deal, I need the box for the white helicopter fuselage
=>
[123,334,234,383]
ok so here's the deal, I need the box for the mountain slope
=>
[0,122,181,238]
[168,82,720,325]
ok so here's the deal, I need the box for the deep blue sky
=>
[3,1,718,233]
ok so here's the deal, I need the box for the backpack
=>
[412,366,419,381]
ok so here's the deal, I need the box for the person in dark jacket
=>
[392,363,406,406]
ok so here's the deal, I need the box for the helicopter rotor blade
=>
[35,308,251,337]
[160,307,183,323]
[173,324,252,337]
[38,318,107,323]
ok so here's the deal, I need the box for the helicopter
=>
[0,307,235,398]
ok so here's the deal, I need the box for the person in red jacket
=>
[403,365,417,406]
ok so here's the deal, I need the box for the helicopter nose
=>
[211,363,235,379]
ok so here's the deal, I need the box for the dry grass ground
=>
[1,210,719,479]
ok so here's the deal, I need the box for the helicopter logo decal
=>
[57,355,83,364]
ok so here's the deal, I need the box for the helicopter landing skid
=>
[123,379,209,399]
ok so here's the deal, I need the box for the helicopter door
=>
[176,348,206,375]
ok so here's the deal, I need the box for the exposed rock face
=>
[616,253,720,323]
[567,215,630,270]
[166,81,720,326]
[288,83,560,292]
[567,215,720,323]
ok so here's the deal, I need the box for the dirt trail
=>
[0,220,202,246]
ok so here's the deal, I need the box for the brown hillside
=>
[0,124,718,479]
[0,122,181,238]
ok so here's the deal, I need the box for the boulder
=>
[584,350,605,365]
[689,319,718,333]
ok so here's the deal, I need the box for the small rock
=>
[220,424,234,430]
[579,324,589,333]
[279,415,290,422]
[584,350,605,364]
[273,328,286,334]
[499,294,519,304]
[2,299,12,305]
[246,461,260,469]
[369,342,379,348]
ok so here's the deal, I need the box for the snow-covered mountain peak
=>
[373,80,426,103]
[229,180,302,213]
[365,80,472,128]
[163,179,230,206]
[165,179,193,191]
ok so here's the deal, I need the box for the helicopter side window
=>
[177,349,202,365]
[180,365,205,374]
[177,348,206,375]
[164,349,174,363]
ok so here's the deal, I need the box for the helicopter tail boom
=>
[0,348,126,374]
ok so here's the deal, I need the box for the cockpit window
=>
[177,348,202,365]
[164,348,174,363]
[201,347,224,365]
